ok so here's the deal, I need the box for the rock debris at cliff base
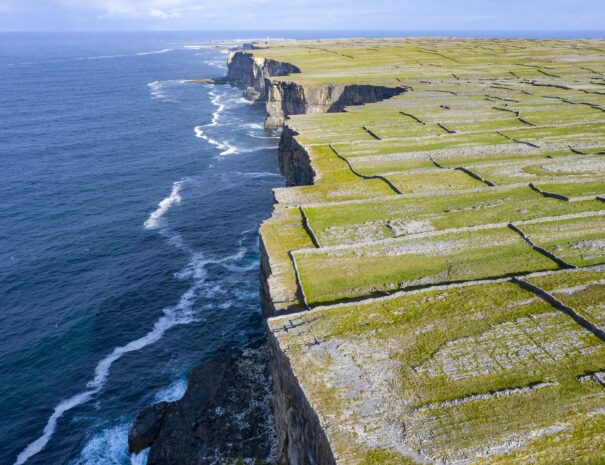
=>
[129,344,277,465]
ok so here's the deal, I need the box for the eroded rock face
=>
[227,51,301,102]
[264,82,406,128]
[267,329,336,465]
[278,126,315,187]
[227,51,406,129]
[129,402,169,454]
[224,49,409,465]
[128,344,276,465]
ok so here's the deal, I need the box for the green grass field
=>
[252,37,605,464]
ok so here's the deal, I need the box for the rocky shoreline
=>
[129,343,276,465]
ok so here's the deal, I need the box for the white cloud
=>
[149,8,180,18]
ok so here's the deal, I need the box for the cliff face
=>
[278,126,316,187]
[227,51,301,101]
[266,82,406,128]
[227,51,406,128]
[128,345,276,465]
[267,329,337,465]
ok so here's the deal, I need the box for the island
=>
[232,38,605,465]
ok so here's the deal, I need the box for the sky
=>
[0,0,604,32]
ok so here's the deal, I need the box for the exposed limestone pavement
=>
[233,38,605,465]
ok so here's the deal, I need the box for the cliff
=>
[228,47,411,465]
[264,81,406,128]
[226,51,301,102]
[227,50,406,128]
[278,126,315,186]
[128,344,276,465]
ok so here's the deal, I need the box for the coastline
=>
[128,43,405,465]
[128,44,335,465]
[130,37,605,465]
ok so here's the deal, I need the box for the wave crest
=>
[144,182,182,230]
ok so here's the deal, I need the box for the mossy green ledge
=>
[227,38,605,465]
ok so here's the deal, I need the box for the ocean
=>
[0,31,287,465]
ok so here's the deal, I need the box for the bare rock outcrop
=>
[128,344,276,465]
[278,126,316,187]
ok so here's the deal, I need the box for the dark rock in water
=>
[129,343,276,465]
[186,78,229,85]
[129,402,169,453]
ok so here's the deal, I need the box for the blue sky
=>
[0,0,603,32]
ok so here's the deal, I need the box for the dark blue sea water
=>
[0,32,290,465]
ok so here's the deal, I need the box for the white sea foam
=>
[235,171,283,179]
[77,54,128,61]
[130,451,149,465]
[220,144,239,156]
[154,378,188,403]
[244,123,264,130]
[194,126,238,156]
[193,88,244,156]
[147,80,165,100]
[14,391,95,465]
[69,423,148,465]
[208,89,226,126]
[204,59,226,70]
[14,289,198,465]
[183,44,212,50]
[144,182,182,230]
[247,132,280,140]
[136,48,173,56]
[147,80,186,102]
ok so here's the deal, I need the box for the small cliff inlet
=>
[1,33,288,465]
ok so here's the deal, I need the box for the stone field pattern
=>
[254,38,605,464]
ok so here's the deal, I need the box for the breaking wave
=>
[153,378,188,403]
[194,126,238,156]
[204,59,227,70]
[70,423,145,465]
[147,80,186,102]
[136,49,174,56]
[69,377,188,465]
[193,87,242,156]
[144,181,183,230]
